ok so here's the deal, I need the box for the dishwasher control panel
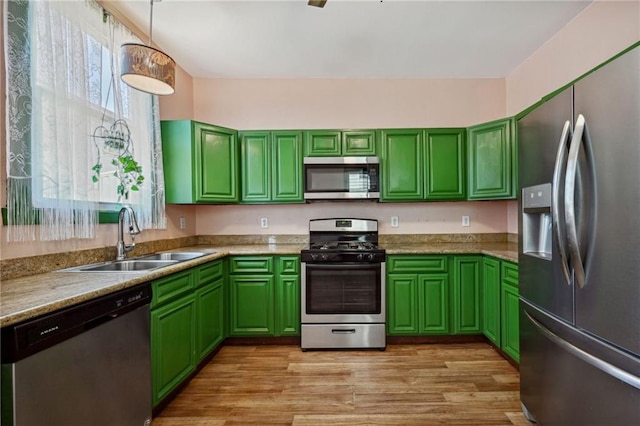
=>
[1,283,151,363]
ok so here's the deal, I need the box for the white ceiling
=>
[113,0,592,79]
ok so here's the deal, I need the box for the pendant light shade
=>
[120,0,175,96]
[121,43,175,95]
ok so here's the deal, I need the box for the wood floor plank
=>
[153,343,525,426]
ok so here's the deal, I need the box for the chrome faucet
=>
[116,206,141,260]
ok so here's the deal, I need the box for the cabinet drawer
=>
[152,270,195,308]
[197,260,223,287]
[501,261,519,287]
[387,255,448,273]
[229,256,274,274]
[278,256,300,275]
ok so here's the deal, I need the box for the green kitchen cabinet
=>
[500,261,520,362]
[387,255,450,335]
[240,130,303,203]
[467,118,515,199]
[161,120,239,203]
[424,129,466,200]
[195,262,225,362]
[482,257,501,346]
[452,256,482,334]
[228,255,301,337]
[380,128,466,202]
[229,275,275,336]
[380,129,424,201]
[304,129,377,156]
[151,293,197,407]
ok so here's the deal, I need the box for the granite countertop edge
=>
[1,242,516,328]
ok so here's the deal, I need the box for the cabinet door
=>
[418,273,450,334]
[304,130,342,156]
[387,274,419,335]
[452,256,482,334]
[240,132,271,202]
[272,131,304,202]
[229,275,274,336]
[161,120,196,204]
[467,118,514,199]
[482,257,501,346]
[501,282,520,363]
[342,130,377,156]
[195,122,239,202]
[424,129,466,200]
[380,129,424,201]
[196,279,224,361]
[151,294,196,407]
[275,274,300,336]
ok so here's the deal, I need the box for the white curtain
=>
[5,0,166,242]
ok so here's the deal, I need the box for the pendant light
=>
[121,0,175,95]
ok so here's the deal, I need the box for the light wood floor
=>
[153,343,530,425]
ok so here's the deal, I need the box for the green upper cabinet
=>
[161,120,239,203]
[424,129,466,200]
[239,130,303,203]
[467,118,515,199]
[304,129,377,156]
[380,129,424,201]
[381,128,466,202]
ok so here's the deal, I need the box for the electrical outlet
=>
[260,217,269,228]
[179,216,186,230]
[391,216,399,228]
[462,215,470,227]
[268,235,276,245]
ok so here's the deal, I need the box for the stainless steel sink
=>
[59,259,177,273]
[139,252,207,261]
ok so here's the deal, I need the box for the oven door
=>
[301,262,386,323]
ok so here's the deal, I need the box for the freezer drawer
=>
[301,323,386,350]
[520,301,640,425]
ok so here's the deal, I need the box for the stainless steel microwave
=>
[303,157,380,200]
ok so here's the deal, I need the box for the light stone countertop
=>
[0,242,516,328]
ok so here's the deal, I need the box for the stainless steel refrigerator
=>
[517,44,640,424]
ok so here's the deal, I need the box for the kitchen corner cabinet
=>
[240,130,303,203]
[229,255,300,337]
[452,256,482,334]
[467,118,516,199]
[304,129,377,156]
[380,128,466,202]
[161,120,239,203]
[150,260,225,407]
[387,255,450,335]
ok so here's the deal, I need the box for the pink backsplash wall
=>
[2,0,638,259]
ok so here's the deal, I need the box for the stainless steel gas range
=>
[300,218,386,350]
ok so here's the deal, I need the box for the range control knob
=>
[357,253,365,261]
[311,253,319,261]
[367,253,375,261]
[320,253,329,261]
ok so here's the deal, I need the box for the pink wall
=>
[506,0,640,116]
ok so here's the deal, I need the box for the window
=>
[5,0,166,241]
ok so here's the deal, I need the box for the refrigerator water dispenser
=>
[522,183,552,260]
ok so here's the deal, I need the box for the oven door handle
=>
[303,263,381,270]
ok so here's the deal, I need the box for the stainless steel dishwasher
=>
[1,283,152,426]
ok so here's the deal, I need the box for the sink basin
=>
[60,259,177,273]
[139,252,208,261]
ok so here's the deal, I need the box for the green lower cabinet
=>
[229,275,275,336]
[418,274,450,334]
[387,274,419,335]
[482,257,501,346]
[151,293,197,407]
[195,278,224,361]
[501,282,520,362]
[452,256,482,334]
[275,274,300,336]
[228,255,301,337]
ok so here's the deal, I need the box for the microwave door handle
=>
[552,120,572,285]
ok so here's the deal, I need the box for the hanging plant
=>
[91,118,145,202]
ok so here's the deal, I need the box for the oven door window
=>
[305,263,381,314]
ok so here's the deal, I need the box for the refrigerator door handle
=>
[525,311,640,390]
[565,114,595,289]
[552,120,572,285]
